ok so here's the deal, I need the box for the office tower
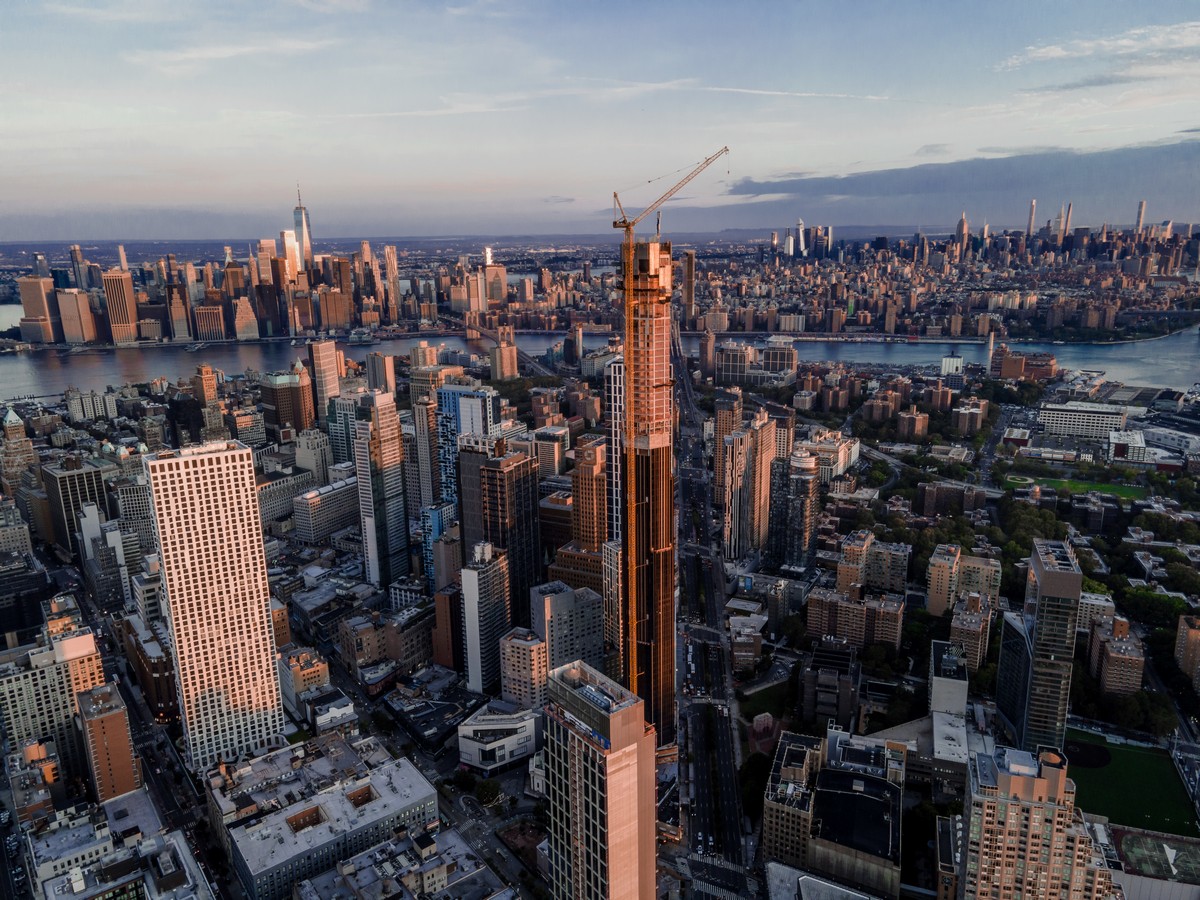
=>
[41,455,114,559]
[70,243,88,291]
[532,581,605,672]
[461,542,511,694]
[354,390,409,589]
[17,275,60,343]
[102,269,139,344]
[722,430,751,559]
[279,229,299,280]
[490,325,519,381]
[458,432,504,553]
[56,288,97,344]
[365,352,396,395]
[682,249,696,322]
[500,627,549,710]
[192,363,218,407]
[620,239,677,745]
[0,495,32,555]
[996,540,1081,753]
[2,408,37,495]
[294,428,332,486]
[479,451,540,627]
[326,387,368,465]
[436,379,502,506]
[308,340,341,424]
[1135,199,1146,235]
[259,364,314,440]
[294,188,313,269]
[145,442,284,771]
[545,661,656,900]
[411,396,440,509]
[713,387,742,503]
[963,748,1123,900]
[955,211,969,252]
[193,304,226,341]
[1063,201,1073,235]
[0,605,104,778]
[78,683,142,802]
[747,407,776,552]
[767,448,820,571]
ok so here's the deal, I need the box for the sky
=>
[2,0,1199,239]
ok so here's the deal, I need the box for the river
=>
[1,304,1197,399]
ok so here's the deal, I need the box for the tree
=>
[476,778,502,806]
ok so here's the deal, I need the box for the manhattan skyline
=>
[2,1,1199,239]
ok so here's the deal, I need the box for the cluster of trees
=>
[1070,659,1179,737]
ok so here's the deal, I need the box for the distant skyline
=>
[3,1,1199,239]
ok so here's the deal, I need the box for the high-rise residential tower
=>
[354,390,409,589]
[713,388,743,503]
[996,540,1081,753]
[620,239,677,745]
[144,442,284,771]
[479,451,540,628]
[963,748,1124,900]
[545,661,656,899]
[461,542,511,694]
[767,448,820,571]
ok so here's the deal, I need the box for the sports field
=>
[1113,826,1200,881]
[1064,729,1198,836]
[1004,476,1147,499]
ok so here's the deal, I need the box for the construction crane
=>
[612,146,730,309]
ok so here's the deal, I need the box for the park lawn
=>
[1065,729,1198,836]
[1004,475,1147,500]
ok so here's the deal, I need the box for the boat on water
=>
[185,343,207,352]
[347,329,379,346]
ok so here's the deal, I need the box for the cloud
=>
[293,0,370,11]
[1001,21,1200,69]
[1020,72,1148,93]
[916,143,949,157]
[702,86,890,102]
[977,144,1067,155]
[699,140,1200,234]
[124,37,339,74]
[542,196,574,204]
[43,0,185,23]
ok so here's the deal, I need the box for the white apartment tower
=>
[144,441,284,771]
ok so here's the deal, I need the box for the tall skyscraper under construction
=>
[620,239,677,746]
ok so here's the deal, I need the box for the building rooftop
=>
[812,767,902,864]
[208,734,392,825]
[229,757,436,878]
[1032,538,1081,574]
[765,862,878,900]
[294,828,510,900]
[550,661,640,714]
